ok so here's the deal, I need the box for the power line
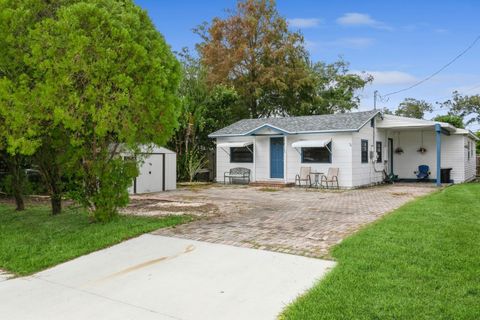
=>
[464,82,480,94]
[383,35,480,98]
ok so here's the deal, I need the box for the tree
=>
[381,107,394,115]
[170,49,208,161]
[201,85,240,147]
[476,132,480,154]
[0,152,26,211]
[196,0,310,118]
[433,114,464,128]
[0,0,78,213]
[0,0,181,220]
[170,48,240,181]
[395,98,433,119]
[286,60,372,116]
[438,91,480,125]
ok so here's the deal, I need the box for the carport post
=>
[435,123,441,187]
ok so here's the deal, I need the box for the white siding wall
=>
[351,119,386,187]
[215,136,255,182]
[287,133,353,187]
[388,130,438,180]
[165,153,177,190]
[385,130,471,183]
[253,136,271,181]
[216,134,355,186]
[464,136,477,181]
[442,134,465,182]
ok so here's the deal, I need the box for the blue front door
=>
[270,137,284,179]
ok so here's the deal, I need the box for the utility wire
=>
[383,35,480,98]
[463,82,480,94]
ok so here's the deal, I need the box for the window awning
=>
[217,141,253,156]
[291,140,331,148]
[216,141,253,148]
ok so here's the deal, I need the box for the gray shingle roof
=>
[209,110,380,137]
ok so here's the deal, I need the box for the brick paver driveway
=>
[148,184,436,257]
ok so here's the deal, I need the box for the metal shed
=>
[128,145,176,194]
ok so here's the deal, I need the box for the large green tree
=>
[438,91,480,125]
[196,0,310,118]
[395,98,433,119]
[196,0,371,119]
[0,0,76,213]
[287,60,372,116]
[0,0,181,220]
[433,114,465,128]
[170,48,239,181]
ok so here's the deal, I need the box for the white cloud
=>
[434,28,449,34]
[352,70,417,85]
[310,37,375,50]
[336,13,392,30]
[288,18,321,28]
[337,37,375,48]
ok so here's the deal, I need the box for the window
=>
[468,141,471,160]
[370,118,375,128]
[376,141,382,163]
[230,145,253,163]
[301,142,332,163]
[361,139,369,163]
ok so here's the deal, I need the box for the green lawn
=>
[0,204,191,276]
[282,183,480,320]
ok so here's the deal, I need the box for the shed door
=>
[136,154,164,193]
[270,137,284,179]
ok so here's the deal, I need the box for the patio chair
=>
[414,165,430,181]
[321,167,339,189]
[295,167,312,187]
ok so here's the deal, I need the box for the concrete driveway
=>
[0,234,334,320]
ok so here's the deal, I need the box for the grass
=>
[0,204,192,276]
[281,183,480,320]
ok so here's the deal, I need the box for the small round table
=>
[310,172,324,188]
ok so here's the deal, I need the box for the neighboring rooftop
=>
[209,110,380,137]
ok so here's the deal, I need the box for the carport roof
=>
[377,114,479,140]
[209,110,380,137]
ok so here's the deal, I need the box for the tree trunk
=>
[51,193,62,215]
[46,171,62,215]
[35,144,63,215]
[11,159,25,211]
[13,185,25,211]
[3,153,25,211]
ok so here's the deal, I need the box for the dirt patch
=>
[0,195,74,208]
[123,198,219,217]
[258,187,281,192]
[390,192,411,197]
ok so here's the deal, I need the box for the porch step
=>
[249,181,294,188]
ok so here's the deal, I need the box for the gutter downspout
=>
[435,123,442,186]
[284,135,287,184]
[253,138,256,183]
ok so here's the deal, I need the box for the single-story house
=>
[126,145,176,194]
[208,110,478,188]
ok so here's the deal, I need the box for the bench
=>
[224,167,251,184]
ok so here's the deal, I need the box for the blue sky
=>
[135,0,480,129]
